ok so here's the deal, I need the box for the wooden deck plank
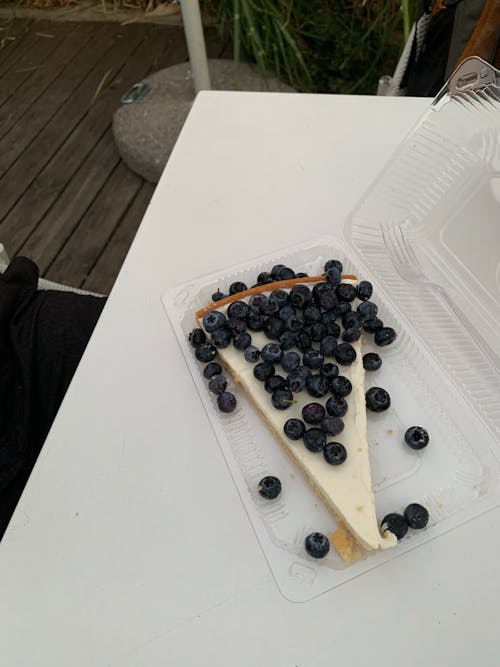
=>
[46,161,144,287]
[2,24,169,258]
[0,18,34,73]
[82,181,155,293]
[0,22,120,182]
[0,23,146,228]
[0,22,96,141]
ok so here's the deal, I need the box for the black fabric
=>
[0,257,106,539]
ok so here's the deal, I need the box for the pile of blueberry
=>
[188,330,237,413]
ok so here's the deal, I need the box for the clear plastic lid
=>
[345,57,500,445]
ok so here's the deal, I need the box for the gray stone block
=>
[113,59,295,183]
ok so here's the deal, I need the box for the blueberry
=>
[203,310,227,333]
[275,266,296,281]
[217,391,237,413]
[233,332,252,350]
[365,387,391,412]
[211,328,232,348]
[290,284,312,309]
[381,513,408,540]
[330,376,352,397]
[249,294,266,311]
[357,280,373,301]
[342,311,363,329]
[357,300,378,320]
[189,328,207,347]
[334,343,357,365]
[375,327,397,347]
[278,305,296,321]
[302,402,326,425]
[325,267,342,285]
[257,271,273,285]
[285,315,305,333]
[341,327,361,343]
[320,362,339,380]
[404,426,429,450]
[229,281,247,295]
[295,366,312,379]
[284,418,306,440]
[320,335,338,357]
[258,476,282,499]
[334,302,352,317]
[326,395,348,417]
[321,416,344,436]
[321,310,337,325]
[261,343,283,364]
[287,370,307,393]
[208,374,227,395]
[363,352,382,371]
[261,299,280,316]
[212,290,226,302]
[323,442,347,465]
[244,345,260,363]
[269,289,289,308]
[264,375,287,394]
[335,283,357,302]
[296,272,308,278]
[281,351,301,373]
[303,349,324,370]
[227,300,248,320]
[310,323,328,342]
[363,317,384,333]
[195,343,217,362]
[264,316,285,340]
[304,306,322,325]
[296,331,312,351]
[303,428,326,452]
[306,374,329,398]
[319,290,338,311]
[270,264,287,280]
[227,317,247,337]
[203,361,222,379]
[404,503,429,529]
[271,389,294,410]
[305,532,330,558]
[279,331,297,351]
[254,362,275,381]
[248,313,265,331]
[312,282,330,306]
[324,259,343,274]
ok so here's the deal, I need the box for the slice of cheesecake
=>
[197,277,397,559]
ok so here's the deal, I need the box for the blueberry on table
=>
[404,426,429,450]
[357,300,378,320]
[264,316,285,340]
[357,280,373,301]
[269,289,290,308]
[335,283,357,302]
[312,281,330,306]
[303,349,324,370]
[195,343,217,363]
[305,532,330,559]
[363,318,384,333]
[296,331,312,352]
[203,310,227,333]
[217,391,237,413]
[325,267,342,285]
[211,328,232,348]
[341,327,361,343]
[310,323,327,342]
[320,362,339,380]
[334,302,351,318]
[302,402,326,425]
[208,374,227,395]
[365,387,391,412]
[244,345,260,363]
[261,299,280,316]
[334,343,357,366]
[261,343,284,364]
[324,259,343,274]
[229,281,247,294]
[319,290,338,311]
[233,332,252,351]
[290,284,312,309]
[330,376,352,397]
[249,293,266,311]
[247,313,265,332]
[203,361,222,379]
[304,306,322,325]
[303,428,326,452]
[326,395,348,417]
[284,418,306,440]
[320,335,338,357]
[321,416,344,436]
[381,513,408,540]
[285,315,305,333]
[323,442,347,465]
[279,331,297,351]
[258,476,282,499]
[227,317,247,337]
[404,503,429,529]
[254,362,275,382]
[212,290,226,302]
[281,351,301,373]
[287,370,307,393]
[265,375,287,394]
[374,326,397,347]
[342,311,363,329]
[189,328,207,347]
[270,264,287,280]
[363,352,382,371]
[228,300,250,320]
[306,374,329,398]
[271,389,294,410]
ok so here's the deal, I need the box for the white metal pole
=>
[180,0,211,93]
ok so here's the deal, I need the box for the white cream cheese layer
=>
[200,281,396,552]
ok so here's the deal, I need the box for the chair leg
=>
[0,243,10,265]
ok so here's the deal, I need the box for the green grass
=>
[203,0,407,94]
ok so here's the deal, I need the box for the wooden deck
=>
[0,18,229,293]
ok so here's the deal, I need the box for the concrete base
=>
[113,59,295,183]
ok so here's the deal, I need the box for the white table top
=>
[1,92,497,666]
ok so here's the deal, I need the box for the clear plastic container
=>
[162,58,500,601]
